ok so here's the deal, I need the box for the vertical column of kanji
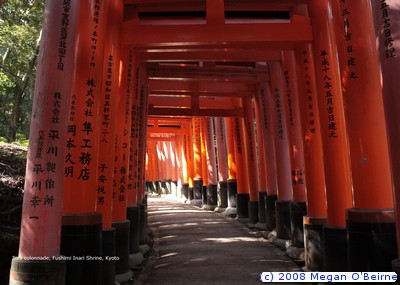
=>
[10,1,79,283]
[192,118,203,203]
[61,0,108,284]
[203,118,218,210]
[128,64,140,203]
[372,1,400,272]
[96,0,122,283]
[281,50,307,248]
[111,46,133,281]
[294,43,327,271]
[214,117,229,212]
[233,114,251,220]
[200,118,209,206]
[257,82,279,231]
[241,97,260,225]
[254,83,268,230]
[333,0,396,271]
[307,0,353,271]
[269,62,293,240]
[225,117,237,216]
[136,62,149,248]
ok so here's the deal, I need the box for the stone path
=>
[136,196,301,285]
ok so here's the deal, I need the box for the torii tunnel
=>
[8,0,400,284]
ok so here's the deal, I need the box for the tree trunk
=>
[8,46,39,142]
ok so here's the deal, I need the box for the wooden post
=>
[10,1,79,283]
[257,82,279,231]
[225,117,238,215]
[281,50,307,247]
[295,43,327,271]
[308,0,353,271]
[242,97,260,224]
[215,117,229,211]
[269,62,293,239]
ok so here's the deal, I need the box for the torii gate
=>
[9,0,400,284]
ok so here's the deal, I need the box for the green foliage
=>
[0,0,44,141]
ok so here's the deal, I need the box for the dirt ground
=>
[0,143,26,284]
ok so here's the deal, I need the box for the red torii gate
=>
[9,0,400,283]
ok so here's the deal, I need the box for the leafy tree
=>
[0,0,44,142]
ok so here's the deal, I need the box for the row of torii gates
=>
[8,0,400,284]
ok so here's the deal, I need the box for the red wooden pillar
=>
[61,0,108,283]
[308,0,353,271]
[200,118,209,206]
[254,94,268,227]
[10,1,79,283]
[174,135,184,197]
[95,1,123,282]
[192,118,203,201]
[257,82,279,231]
[136,62,149,247]
[341,0,400,271]
[281,50,307,248]
[371,1,400,270]
[233,115,251,220]
[170,138,179,196]
[204,118,218,210]
[182,124,194,200]
[214,117,229,210]
[111,45,134,279]
[295,43,327,271]
[128,61,140,207]
[225,117,238,214]
[269,62,293,239]
[242,97,260,224]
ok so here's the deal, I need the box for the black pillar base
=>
[126,206,140,253]
[248,201,259,225]
[181,183,189,200]
[206,184,218,207]
[188,186,194,200]
[111,220,130,275]
[218,181,228,208]
[265,194,277,231]
[61,213,102,285]
[347,208,397,271]
[304,216,326,271]
[139,203,146,245]
[155,180,162,194]
[236,193,250,219]
[194,179,203,200]
[9,259,66,285]
[323,226,348,271]
[258,192,267,224]
[160,180,168,194]
[202,185,207,205]
[102,228,116,285]
[146,181,156,193]
[290,201,307,247]
[275,200,291,239]
[227,179,237,208]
